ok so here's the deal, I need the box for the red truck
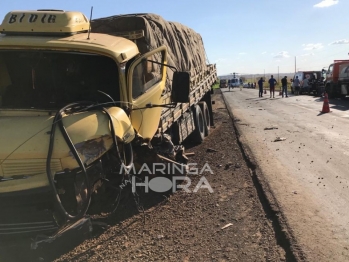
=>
[324,59,349,98]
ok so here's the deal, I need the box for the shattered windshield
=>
[0,51,120,109]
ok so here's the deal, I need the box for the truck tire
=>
[192,104,205,143]
[198,101,210,136]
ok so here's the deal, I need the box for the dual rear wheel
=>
[192,101,211,143]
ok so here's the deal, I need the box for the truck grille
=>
[0,159,61,177]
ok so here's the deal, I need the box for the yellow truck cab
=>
[0,9,216,245]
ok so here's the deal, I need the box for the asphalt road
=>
[222,87,349,262]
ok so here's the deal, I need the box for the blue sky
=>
[1,0,348,76]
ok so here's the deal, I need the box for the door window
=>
[132,52,163,99]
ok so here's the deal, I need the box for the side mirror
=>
[172,72,190,103]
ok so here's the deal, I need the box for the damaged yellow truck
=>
[0,9,217,244]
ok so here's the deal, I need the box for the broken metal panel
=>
[60,135,113,169]
[31,217,92,250]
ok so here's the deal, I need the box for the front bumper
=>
[0,186,58,241]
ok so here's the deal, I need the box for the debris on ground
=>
[221,223,233,230]
[185,152,195,157]
[206,148,218,153]
[274,137,287,142]
[264,126,278,130]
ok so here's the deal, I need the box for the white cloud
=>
[214,58,226,63]
[330,39,349,45]
[302,43,324,50]
[239,52,246,55]
[300,53,315,57]
[314,0,339,8]
[261,51,267,55]
[273,51,290,58]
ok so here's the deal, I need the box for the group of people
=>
[257,75,289,98]
[247,82,256,88]
[292,76,304,96]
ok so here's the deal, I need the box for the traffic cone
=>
[321,93,330,113]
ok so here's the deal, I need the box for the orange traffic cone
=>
[321,93,330,113]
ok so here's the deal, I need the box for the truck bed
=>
[159,64,217,135]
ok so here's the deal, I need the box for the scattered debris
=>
[292,191,298,194]
[274,137,287,142]
[264,126,278,130]
[207,148,218,153]
[185,152,195,157]
[221,223,233,230]
[225,162,233,169]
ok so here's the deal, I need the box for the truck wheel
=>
[198,101,210,136]
[192,105,205,143]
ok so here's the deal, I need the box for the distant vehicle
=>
[229,78,242,88]
[324,60,349,98]
[243,83,250,88]
[220,79,228,88]
[291,71,323,96]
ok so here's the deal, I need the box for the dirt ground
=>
[2,90,290,262]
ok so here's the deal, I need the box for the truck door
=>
[127,46,167,140]
[326,64,334,82]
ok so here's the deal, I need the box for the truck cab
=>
[0,9,216,244]
[0,9,165,240]
[325,60,349,98]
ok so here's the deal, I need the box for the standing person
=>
[281,76,288,98]
[293,76,300,95]
[258,77,265,97]
[302,76,309,94]
[268,75,277,98]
